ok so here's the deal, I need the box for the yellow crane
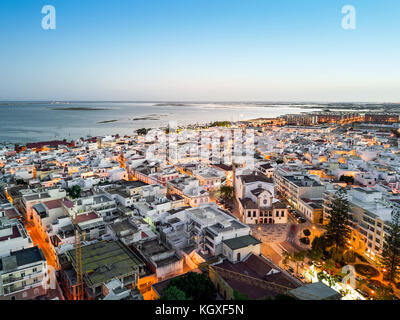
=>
[74,212,84,300]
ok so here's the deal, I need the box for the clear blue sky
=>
[0,0,399,102]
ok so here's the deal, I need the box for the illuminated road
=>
[261,243,281,266]
[26,223,60,270]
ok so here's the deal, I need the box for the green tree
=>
[233,290,249,300]
[343,249,356,264]
[67,185,81,199]
[219,185,234,200]
[325,188,351,249]
[211,121,231,127]
[376,285,394,300]
[160,286,187,300]
[379,209,400,284]
[307,247,323,262]
[317,271,336,288]
[293,250,307,274]
[160,272,216,300]
[136,128,149,135]
[300,237,310,245]
[311,235,329,252]
[330,247,345,264]
[282,251,291,266]
[274,293,297,300]
[324,258,335,271]
[339,175,354,184]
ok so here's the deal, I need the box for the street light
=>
[311,225,316,239]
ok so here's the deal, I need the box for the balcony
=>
[2,275,24,284]
[2,270,43,285]
[3,285,21,295]
[3,281,42,295]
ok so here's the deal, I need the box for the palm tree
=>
[282,251,291,267]
[293,251,307,274]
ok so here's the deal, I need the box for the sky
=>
[0,0,399,102]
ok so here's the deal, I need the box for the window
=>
[253,211,257,217]
[247,211,251,217]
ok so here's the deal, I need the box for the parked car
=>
[367,284,378,291]
[296,274,305,280]
[298,217,307,223]
[288,267,294,273]
[356,289,369,298]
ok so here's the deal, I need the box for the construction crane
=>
[74,212,84,300]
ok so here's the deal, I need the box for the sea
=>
[0,101,321,144]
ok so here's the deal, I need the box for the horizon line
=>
[0,100,399,104]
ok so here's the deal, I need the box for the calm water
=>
[0,102,320,143]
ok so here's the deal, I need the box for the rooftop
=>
[288,281,342,300]
[223,235,261,250]
[0,246,45,272]
[75,211,100,224]
[64,240,145,288]
[214,254,300,299]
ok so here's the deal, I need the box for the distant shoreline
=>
[97,119,118,124]
[52,107,110,111]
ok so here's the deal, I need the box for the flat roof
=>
[288,281,342,300]
[75,211,99,223]
[65,240,145,288]
[223,235,261,250]
[0,246,45,272]
[43,199,62,210]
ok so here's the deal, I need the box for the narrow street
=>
[25,222,60,270]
